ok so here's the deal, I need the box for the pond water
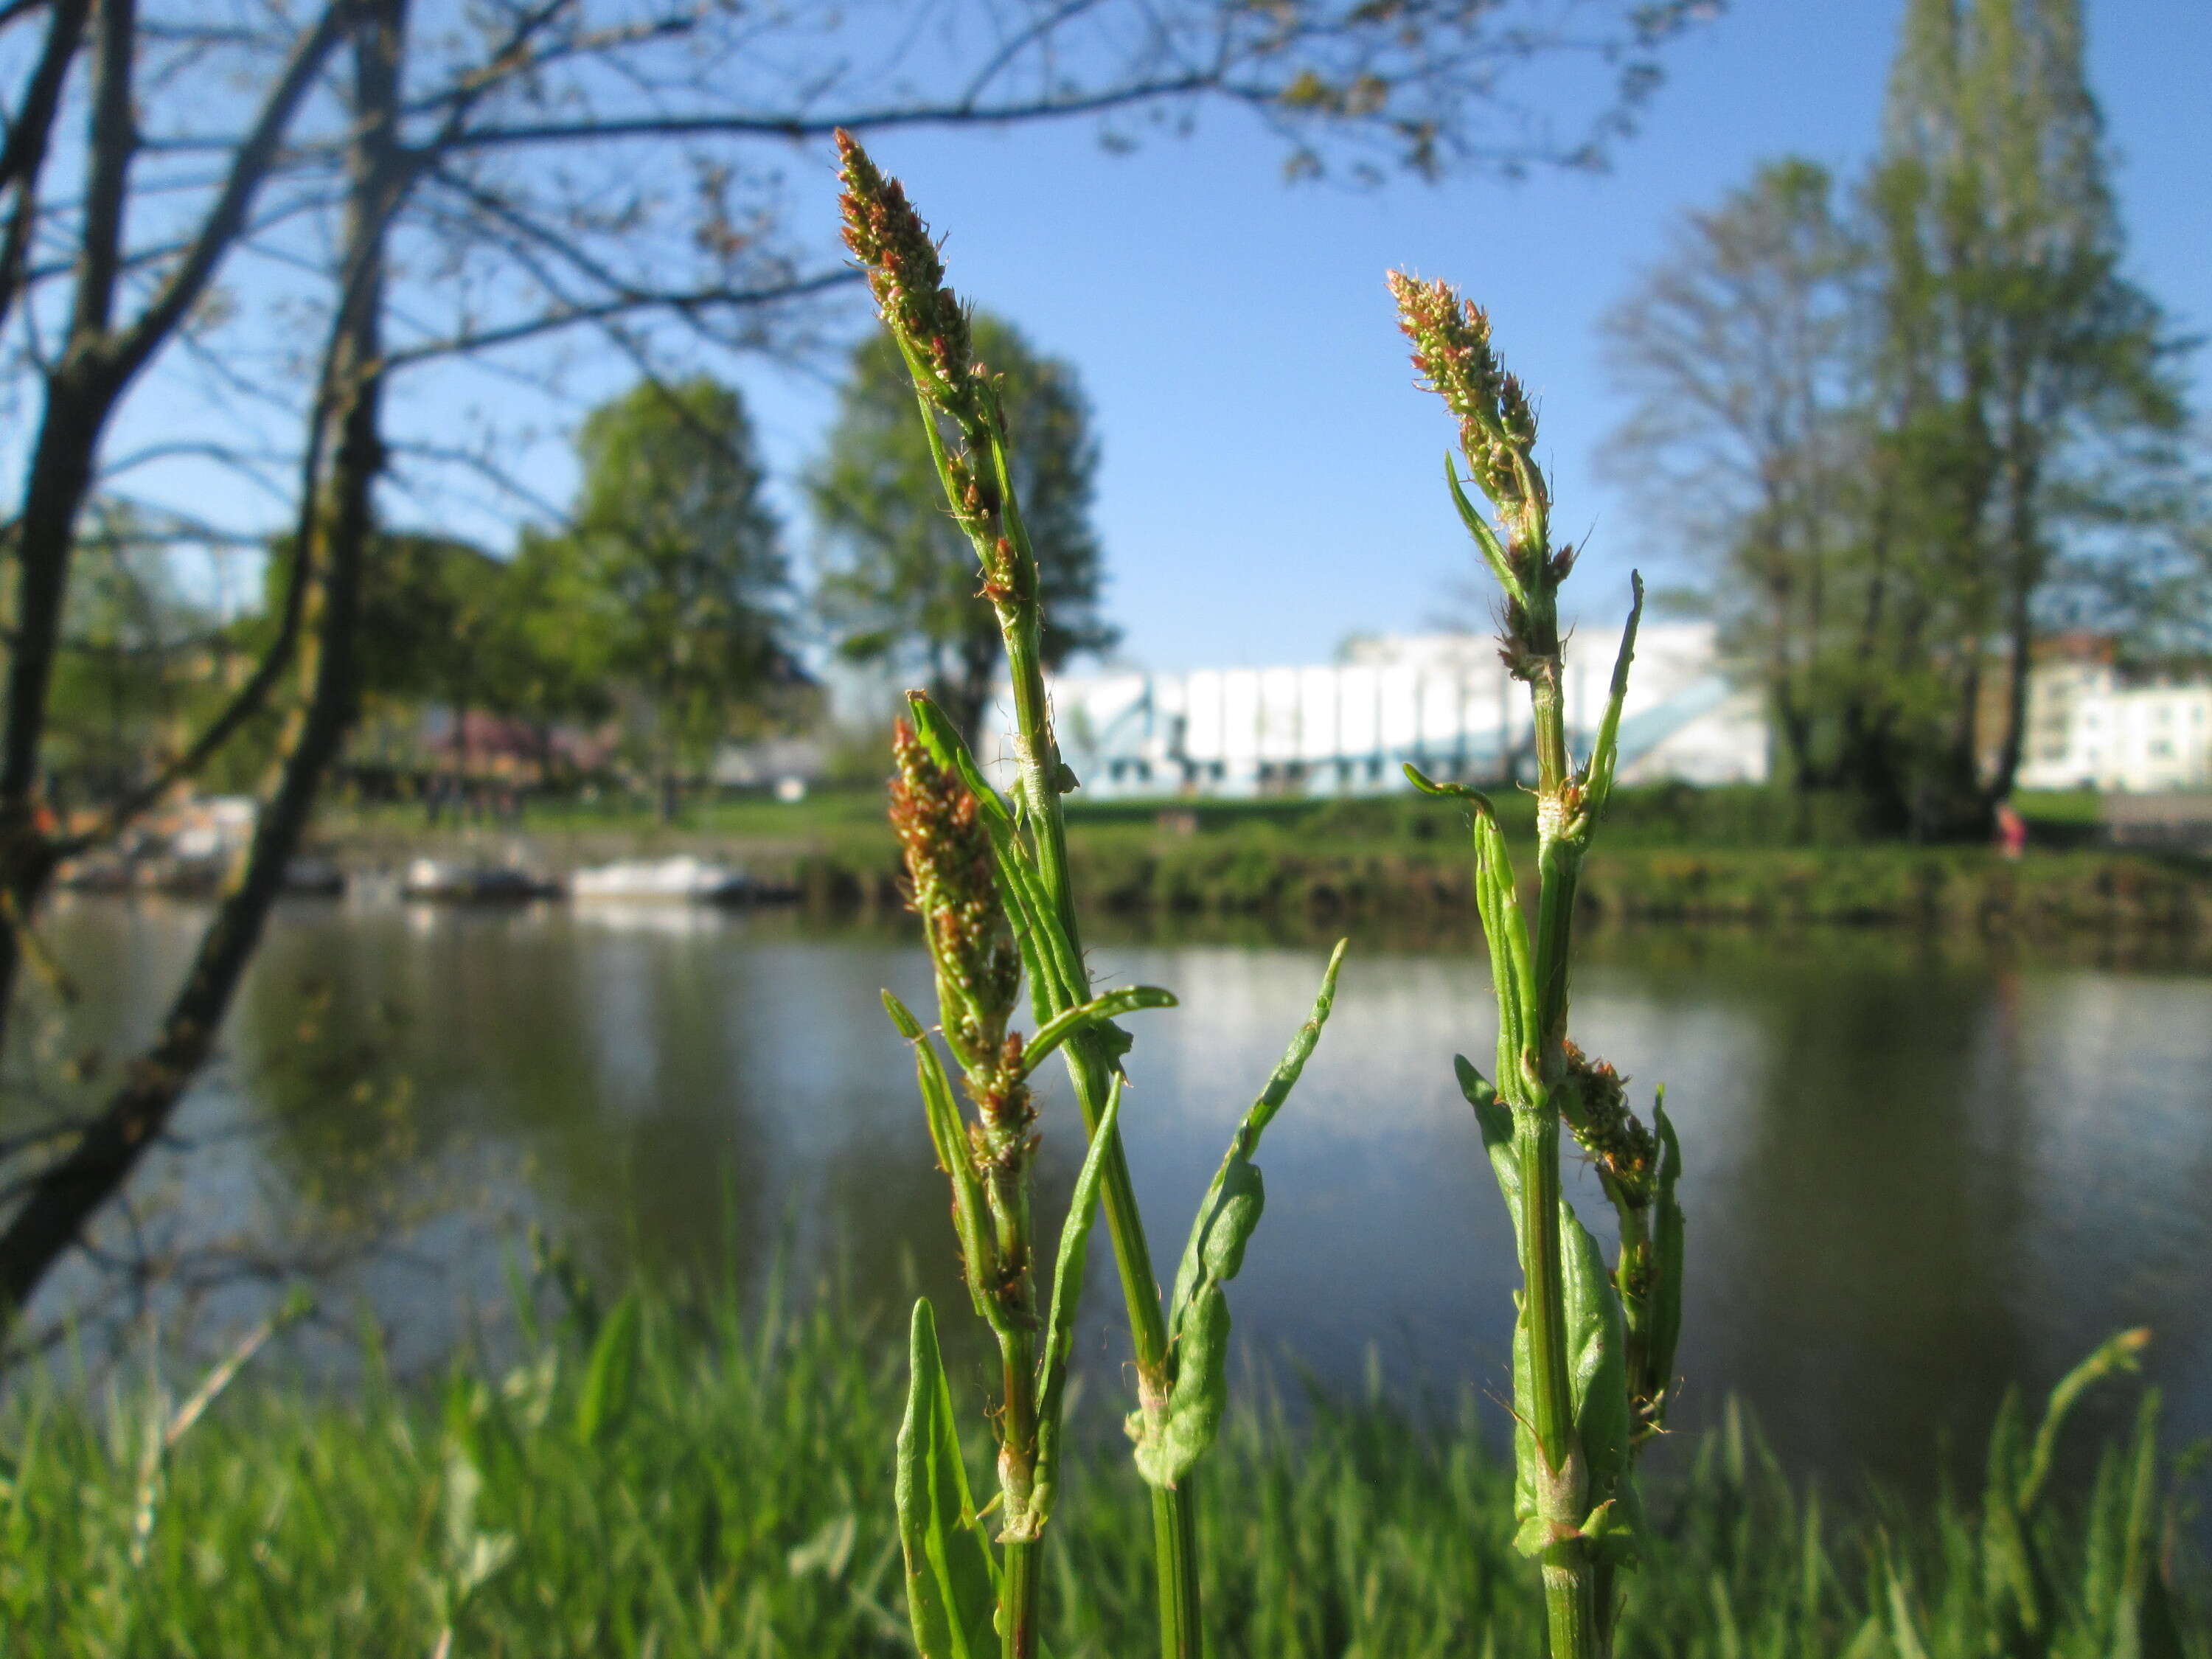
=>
[24,894,2212,1495]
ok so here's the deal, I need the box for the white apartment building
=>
[990,622,1770,801]
[2017,654,2212,793]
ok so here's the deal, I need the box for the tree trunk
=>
[1981,438,2042,816]
[0,0,347,1051]
[0,0,404,1336]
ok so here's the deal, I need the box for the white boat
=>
[568,855,751,904]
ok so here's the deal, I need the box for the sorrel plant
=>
[1391,270,1687,1659]
[840,131,1348,1659]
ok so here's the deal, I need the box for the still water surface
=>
[38,895,2212,1492]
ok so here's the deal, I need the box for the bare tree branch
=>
[0,0,91,330]
[107,0,349,385]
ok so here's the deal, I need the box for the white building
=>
[2017,653,2212,793]
[990,622,1769,801]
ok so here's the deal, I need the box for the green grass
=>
[4,1275,2202,1657]
[324,787,892,842]
[308,785,2208,931]
[324,783,2111,851]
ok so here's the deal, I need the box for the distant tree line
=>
[326,376,803,824]
[42,318,1119,825]
[1605,0,2201,840]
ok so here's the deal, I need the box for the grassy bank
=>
[313,787,2210,932]
[7,1279,2202,1657]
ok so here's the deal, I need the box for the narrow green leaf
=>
[1237,938,1346,1141]
[1837,1613,1886,1659]
[1885,1557,1933,1659]
[999,846,1091,1018]
[882,989,926,1041]
[1444,454,1522,603]
[1649,1095,1686,1421]
[1409,756,1534,1078]
[1494,1172,1638,1562]
[1133,944,1347,1489]
[1455,1055,1523,1237]
[2118,1390,2166,1657]
[1472,808,1538,1094]
[1022,986,1177,1075]
[2023,1327,2150,1512]
[1980,1388,2045,1645]
[1165,941,1347,1323]
[886,995,970,1186]
[1402,762,1493,810]
[1561,1193,1636,1562]
[1582,571,1645,818]
[573,1289,642,1450]
[905,692,1015,831]
[886,993,995,1329]
[1026,1074,1124,1537]
[896,1300,1001,1659]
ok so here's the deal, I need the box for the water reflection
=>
[16,896,2210,1495]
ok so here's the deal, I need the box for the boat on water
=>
[400,858,560,902]
[282,856,347,896]
[568,855,752,904]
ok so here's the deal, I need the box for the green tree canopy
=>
[810,315,1118,741]
[1606,0,2191,839]
[563,375,793,814]
[48,505,223,804]
[352,535,515,714]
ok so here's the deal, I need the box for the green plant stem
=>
[999,568,1203,1659]
[1513,1094,1596,1659]
[1525,661,1601,1659]
[1001,1537,1040,1659]
[1152,1481,1203,1658]
[1541,1563,1601,1658]
[999,1332,1041,1659]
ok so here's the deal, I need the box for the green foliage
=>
[46,504,240,801]
[812,318,1116,740]
[1460,1062,1640,1568]
[574,1289,644,1450]
[1131,942,1347,1489]
[549,375,795,810]
[493,528,624,732]
[1031,1075,1125,1535]
[351,535,512,712]
[1605,0,2194,840]
[897,1300,1001,1659]
[1,1280,2202,1659]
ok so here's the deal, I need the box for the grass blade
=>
[897,1299,1001,1659]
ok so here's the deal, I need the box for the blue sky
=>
[700,0,2211,674]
